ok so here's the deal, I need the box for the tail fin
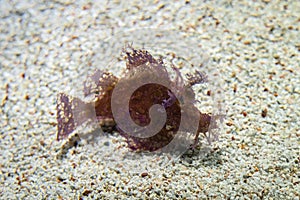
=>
[56,93,95,141]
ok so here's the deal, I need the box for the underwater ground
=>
[0,0,299,199]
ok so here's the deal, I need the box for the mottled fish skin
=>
[56,44,213,152]
[56,70,118,141]
[56,93,89,141]
[56,93,76,141]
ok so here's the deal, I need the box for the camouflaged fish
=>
[56,45,214,152]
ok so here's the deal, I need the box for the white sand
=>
[0,0,299,199]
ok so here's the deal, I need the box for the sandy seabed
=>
[0,0,299,199]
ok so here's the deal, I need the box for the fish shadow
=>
[179,145,224,168]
